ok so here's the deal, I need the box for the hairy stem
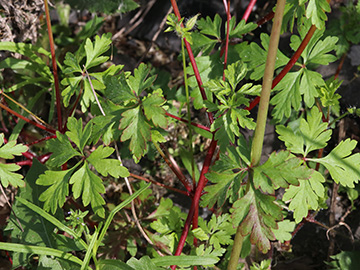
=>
[250,0,286,166]
[228,0,286,268]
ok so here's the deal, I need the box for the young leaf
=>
[281,0,306,33]
[309,139,360,188]
[65,117,92,153]
[0,134,28,187]
[0,133,28,159]
[69,163,106,218]
[273,220,296,242]
[276,107,332,156]
[306,0,331,30]
[37,168,76,214]
[253,151,312,194]
[229,19,257,38]
[84,33,112,69]
[128,63,156,96]
[197,14,222,39]
[142,89,167,128]
[87,145,130,178]
[46,132,81,168]
[0,164,25,188]
[283,170,325,223]
[120,106,151,162]
[231,186,282,253]
[240,33,289,80]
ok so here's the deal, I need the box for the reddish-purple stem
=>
[171,138,217,268]
[242,0,257,21]
[165,112,210,132]
[246,24,317,111]
[44,0,63,132]
[0,103,56,134]
[170,0,214,124]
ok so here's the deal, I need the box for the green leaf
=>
[281,0,306,33]
[229,19,257,38]
[46,132,81,167]
[152,255,219,267]
[66,117,92,153]
[192,227,209,241]
[197,14,222,39]
[231,186,282,253]
[87,145,130,178]
[283,170,325,223]
[273,220,296,242]
[306,0,331,29]
[37,168,76,214]
[64,0,138,14]
[84,33,112,69]
[5,160,59,267]
[309,139,360,188]
[98,259,134,270]
[104,73,135,104]
[70,163,106,217]
[0,133,28,158]
[0,163,25,188]
[142,90,167,128]
[128,63,156,96]
[202,170,244,208]
[120,106,151,162]
[253,151,312,194]
[224,61,247,91]
[240,33,289,80]
[127,256,161,270]
[270,71,302,121]
[276,107,332,156]
[63,52,82,74]
[0,242,86,268]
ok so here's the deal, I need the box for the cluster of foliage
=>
[0,0,360,269]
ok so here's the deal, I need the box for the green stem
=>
[250,0,286,167]
[227,0,286,268]
[182,39,196,185]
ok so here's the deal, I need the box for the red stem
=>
[27,135,57,146]
[44,0,63,132]
[0,103,56,134]
[170,0,214,124]
[242,0,257,22]
[246,25,317,111]
[171,138,217,268]
[165,112,210,132]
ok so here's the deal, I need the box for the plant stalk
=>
[44,0,63,132]
[228,0,286,268]
[250,0,286,166]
